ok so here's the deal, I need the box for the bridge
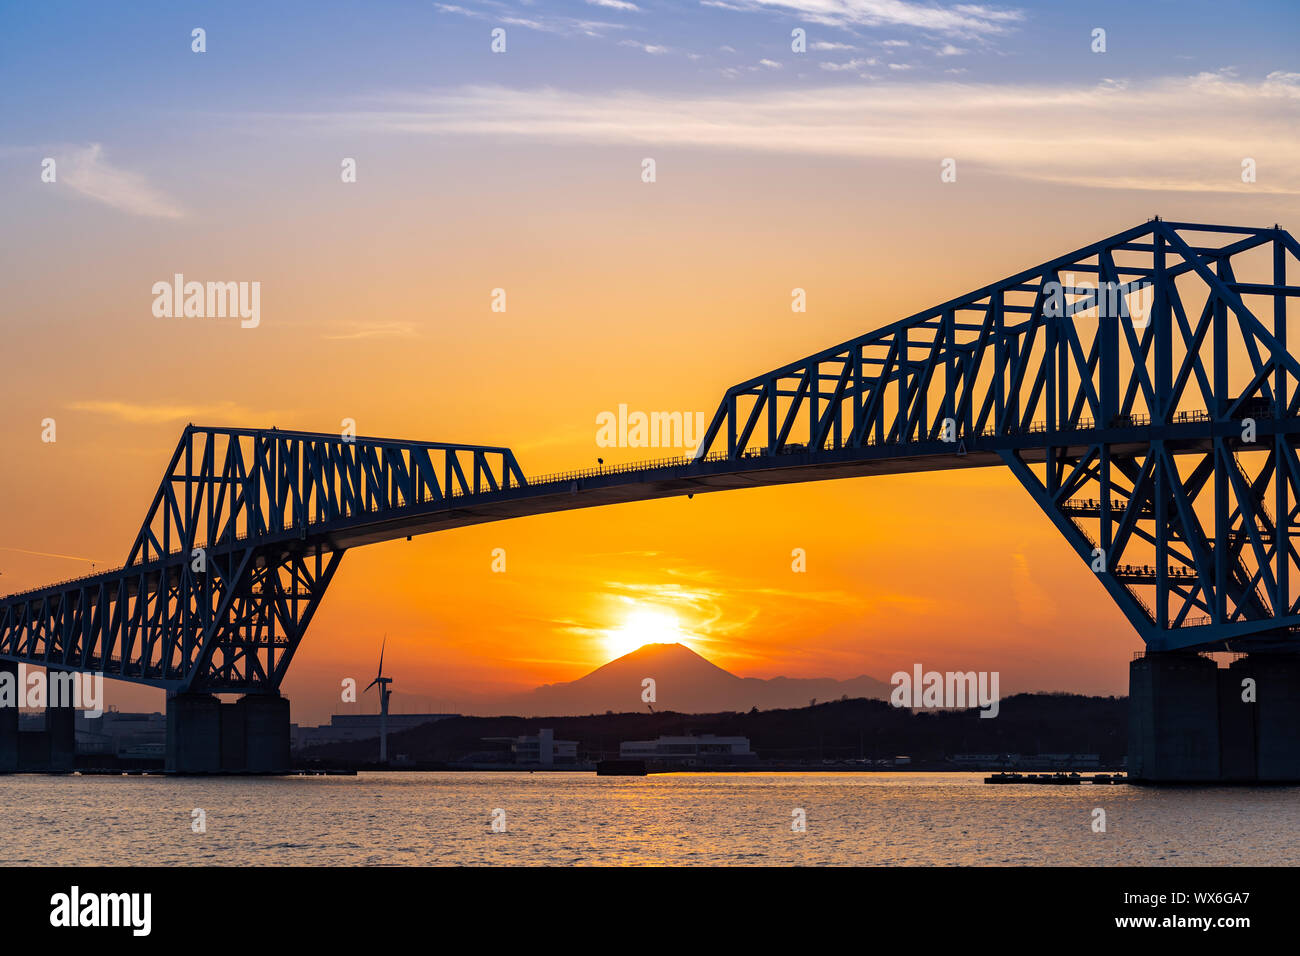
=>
[3,219,1299,779]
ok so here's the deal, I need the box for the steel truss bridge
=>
[3,220,1299,694]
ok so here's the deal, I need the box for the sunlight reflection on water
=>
[2,771,1296,866]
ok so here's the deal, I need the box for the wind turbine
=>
[364,636,393,764]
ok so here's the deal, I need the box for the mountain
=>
[480,643,891,716]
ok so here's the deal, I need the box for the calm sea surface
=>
[2,771,1297,866]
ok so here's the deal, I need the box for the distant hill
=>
[299,692,1129,766]
[481,643,891,716]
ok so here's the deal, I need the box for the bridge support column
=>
[220,701,246,771]
[166,691,291,773]
[46,669,76,773]
[1247,655,1300,782]
[1218,659,1257,781]
[1130,652,1300,783]
[1128,652,1220,782]
[0,662,17,773]
[240,693,290,774]
[166,693,223,774]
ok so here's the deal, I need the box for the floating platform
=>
[67,768,356,777]
[291,769,357,776]
[984,772,1127,785]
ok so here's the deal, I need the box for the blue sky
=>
[3,0,1297,216]
[3,0,1297,130]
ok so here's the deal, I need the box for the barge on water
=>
[984,772,1126,785]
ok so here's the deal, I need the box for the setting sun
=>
[604,608,686,660]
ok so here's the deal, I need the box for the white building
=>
[74,710,166,757]
[292,713,455,751]
[619,734,757,766]
[483,729,578,766]
[1037,753,1102,769]
[951,753,1013,767]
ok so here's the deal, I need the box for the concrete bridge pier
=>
[0,663,77,772]
[46,668,76,772]
[1227,654,1300,781]
[1130,652,1300,783]
[0,661,17,773]
[1128,652,1221,782]
[166,693,223,773]
[166,691,291,774]
[240,694,291,773]
[1217,658,1256,781]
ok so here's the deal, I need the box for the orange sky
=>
[4,62,1299,722]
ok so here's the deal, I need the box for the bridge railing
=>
[522,408,1218,486]
[523,450,733,487]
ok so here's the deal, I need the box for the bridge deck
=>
[0,414,1244,601]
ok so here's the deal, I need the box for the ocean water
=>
[2,771,1297,866]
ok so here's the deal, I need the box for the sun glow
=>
[604,608,686,660]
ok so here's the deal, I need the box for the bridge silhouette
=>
[3,219,1299,778]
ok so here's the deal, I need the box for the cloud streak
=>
[57,144,184,219]
[714,0,1025,37]
[67,399,265,425]
[434,1,627,37]
[0,545,106,565]
[321,321,418,341]
[296,71,1300,194]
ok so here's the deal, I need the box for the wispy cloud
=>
[57,144,183,219]
[0,545,106,565]
[297,71,1300,193]
[435,1,627,37]
[67,399,264,425]
[1010,552,1057,625]
[711,0,1025,37]
[619,39,670,54]
[820,56,877,70]
[321,321,418,341]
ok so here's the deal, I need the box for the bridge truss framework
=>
[2,220,1298,694]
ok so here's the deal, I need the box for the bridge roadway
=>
[331,417,1234,549]
[0,412,1234,603]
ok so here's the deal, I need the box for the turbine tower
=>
[364,637,393,764]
